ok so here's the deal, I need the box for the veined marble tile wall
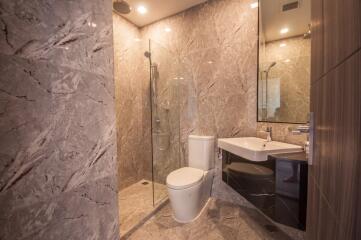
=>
[113,13,182,189]
[140,0,259,174]
[0,0,119,239]
[149,42,182,185]
[134,0,259,198]
[112,14,152,191]
[256,122,307,146]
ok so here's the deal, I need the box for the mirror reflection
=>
[258,0,311,123]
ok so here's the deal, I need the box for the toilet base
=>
[172,198,211,223]
[167,169,214,223]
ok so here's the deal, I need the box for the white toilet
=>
[166,135,215,223]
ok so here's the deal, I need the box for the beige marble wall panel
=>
[150,42,182,184]
[256,122,307,146]
[265,37,311,62]
[113,15,152,190]
[141,0,259,169]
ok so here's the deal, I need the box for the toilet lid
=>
[166,167,204,190]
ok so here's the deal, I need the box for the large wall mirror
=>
[258,0,311,123]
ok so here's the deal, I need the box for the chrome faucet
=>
[265,127,273,142]
[291,125,310,134]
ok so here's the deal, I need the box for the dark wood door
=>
[307,0,361,239]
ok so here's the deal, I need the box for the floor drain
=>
[142,181,149,185]
[264,224,278,233]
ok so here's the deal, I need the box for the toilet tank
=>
[188,135,215,171]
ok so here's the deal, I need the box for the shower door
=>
[116,36,182,237]
[149,40,181,205]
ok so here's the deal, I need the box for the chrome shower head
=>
[267,62,277,71]
[113,0,131,15]
[144,51,151,58]
[263,62,277,74]
[268,62,277,69]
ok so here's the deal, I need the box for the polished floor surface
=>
[127,198,296,240]
[118,180,168,238]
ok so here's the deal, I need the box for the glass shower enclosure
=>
[118,38,181,237]
[147,40,181,206]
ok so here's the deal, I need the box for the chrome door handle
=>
[308,112,314,166]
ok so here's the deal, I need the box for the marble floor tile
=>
[127,198,296,240]
[118,180,168,238]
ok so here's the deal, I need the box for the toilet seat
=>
[166,167,204,190]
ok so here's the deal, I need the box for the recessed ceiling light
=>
[280,43,287,47]
[284,59,291,63]
[134,38,141,42]
[137,5,148,14]
[207,61,214,64]
[280,28,289,34]
[165,27,172,32]
[250,2,259,8]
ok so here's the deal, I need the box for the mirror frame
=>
[256,0,309,125]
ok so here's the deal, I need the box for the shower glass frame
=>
[148,39,182,206]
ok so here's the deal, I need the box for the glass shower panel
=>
[117,38,154,238]
[149,40,181,205]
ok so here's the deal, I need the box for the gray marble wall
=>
[0,0,119,239]
[256,122,307,146]
[112,14,152,191]
[112,15,181,190]
[140,0,259,196]
[149,41,182,186]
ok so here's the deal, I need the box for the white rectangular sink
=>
[218,137,303,162]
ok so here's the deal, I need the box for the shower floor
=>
[127,198,302,240]
[118,179,168,238]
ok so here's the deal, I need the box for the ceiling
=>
[115,0,208,27]
[260,0,311,42]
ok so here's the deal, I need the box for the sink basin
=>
[218,137,303,162]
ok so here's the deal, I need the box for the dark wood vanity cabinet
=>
[222,151,308,230]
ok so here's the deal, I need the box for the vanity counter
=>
[269,151,308,163]
[221,149,308,230]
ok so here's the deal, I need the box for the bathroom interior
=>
[0,0,360,240]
